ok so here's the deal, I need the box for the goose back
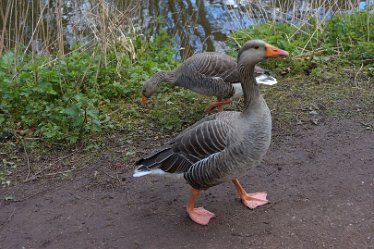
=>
[184,96,271,189]
[135,40,288,191]
[135,100,271,189]
[173,52,237,98]
[141,52,274,102]
[172,52,270,99]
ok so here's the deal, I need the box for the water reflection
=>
[0,0,370,58]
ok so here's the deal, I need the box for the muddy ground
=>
[1,117,374,249]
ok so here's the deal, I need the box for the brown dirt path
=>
[1,118,374,249]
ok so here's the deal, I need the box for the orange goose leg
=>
[232,179,269,209]
[204,97,232,112]
[186,188,215,225]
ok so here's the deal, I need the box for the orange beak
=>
[140,95,148,107]
[265,44,289,58]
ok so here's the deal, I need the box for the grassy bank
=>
[228,10,373,130]
[1,10,372,144]
[0,2,373,186]
[0,31,183,144]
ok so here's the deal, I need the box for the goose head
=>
[238,40,288,68]
[141,78,157,106]
[141,71,175,106]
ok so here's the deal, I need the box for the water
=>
[0,0,371,58]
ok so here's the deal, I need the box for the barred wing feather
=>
[134,114,232,176]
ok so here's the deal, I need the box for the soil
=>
[1,117,374,249]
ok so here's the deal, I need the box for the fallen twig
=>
[353,61,364,88]
[6,188,49,202]
[20,137,32,182]
[8,207,16,221]
[231,232,253,238]
[45,170,72,176]
[102,168,122,184]
[24,152,76,183]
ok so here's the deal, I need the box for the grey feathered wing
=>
[134,113,232,176]
[193,53,239,82]
[188,53,264,82]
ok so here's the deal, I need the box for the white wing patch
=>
[232,83,243,99]
[256,74,278,85]
[232,75,277,99]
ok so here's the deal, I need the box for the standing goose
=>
[140,52,277,112]
[134,40,288,225]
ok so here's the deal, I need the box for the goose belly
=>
[184,110,272,190]
[184,141,269,190]
[222,125,271,179]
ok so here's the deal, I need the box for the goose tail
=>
[133,168,166,177]
[133,147,177,178]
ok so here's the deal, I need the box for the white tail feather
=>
[232,75,277,99]
[256,74,278,85]
[133,168,184,179]
[133,170,153,177]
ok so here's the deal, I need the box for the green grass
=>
[228,11,374,76]
[226,11,373,130]
[262,70,373,131]
[1,11,373,187]
[0,12,373,147]
[0,30,181,144]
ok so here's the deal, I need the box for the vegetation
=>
[0,1,373,185]
[228,10,373,131]
[0,10,373,144]
[229,11,374,75]
[0,31,182,144]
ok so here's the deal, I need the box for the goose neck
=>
[157,70,176,85]
[240,66,260,113]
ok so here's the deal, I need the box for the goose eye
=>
[254,46,259,49]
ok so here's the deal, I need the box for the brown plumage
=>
[134,40,288,225]
[140,52,277,112]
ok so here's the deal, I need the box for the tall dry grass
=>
[227,0,371,56]
[0,0,138,57]
[0,0,371,58]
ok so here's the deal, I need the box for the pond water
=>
[0,0,371,58]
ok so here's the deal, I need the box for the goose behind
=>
[134,40,288,225]
[140,52,278,112]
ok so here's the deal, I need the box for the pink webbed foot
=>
[241,192,269,209]
[232,179,269,209]
[187,207,216,225]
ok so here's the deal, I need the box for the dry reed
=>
[0,0,371,58]
[0,0,138,57]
